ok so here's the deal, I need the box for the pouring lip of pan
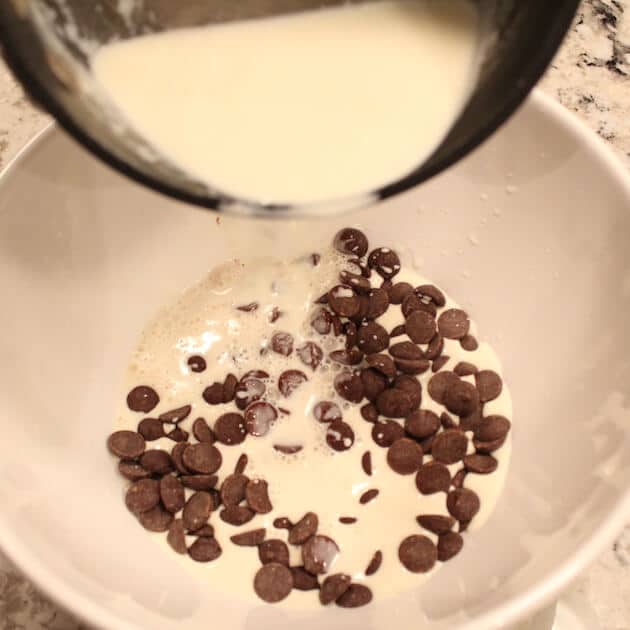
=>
[0,0,581,217]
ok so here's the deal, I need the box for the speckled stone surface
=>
[0,1,629,628]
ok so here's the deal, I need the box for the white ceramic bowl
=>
[1,90,629,630]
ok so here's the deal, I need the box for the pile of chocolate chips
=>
[106,227,511,608]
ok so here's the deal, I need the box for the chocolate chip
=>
[389,340,423,360]
[438,309,470,339]
[336,584,373,608]
[365,550,383,576]
[371,420,405,447]
[246,479,273,513]
[192,524,215,537]
[330,347,364,366]
[348,257,371,278]
[125,479,160,514]
[214,413,246,445]
[451,469,467,488]
[314,401,342,424]
[333,228,368,257]
[339,517,357,524]
[465,454,499,474]
[221,373,237,403]
[360,368,387,402]
[474,415,511,442]
[441,412,457,429]
[328,285,361,318]
[311,308,333,335]
[180,474,217,491]
[420,434,435,455]
[137,418,165,441]
[359,489,379,504]
[475,370,503,402]
[237,302,259,313]
[319,574,351,605]
[398,535,437,573]
[138,450,172,475]
[297,342,324,370]
[244,402,278,437]
[474,436,506,454]
[427,371,459,404]
[289,512,318,545]
[159,475,185,514]
[126,386,159,413]
[416,461,451,494]
[444,381,480,417]
[203,383,224,405]
[356,322,389,354]
[271,332,294,356]
[315,293,329,305]
[235,378,265,410]
[326,420,355,452]
[394,375,423,409]
[438,531,463,562]
[432,430,468,465]
[291,567,320,591]
[339,270,371,294]
[405,410,440,439]
[366,287,390,320]
[366,353,396,377]
[376,388,415,418]
[254,563,293,603]
[182,491,212,531]
[273,517,293,530]
[417,514,456,535]
[107,430,145,459]
[425,334,444,360]
[220,505,255,526]
[269,307,282,323]
[242,370,271,381]
[388,282,413,305]
[278,370,308,397]
[402,293,436,318]
[187,355,207,373]
[396,357,431,375]
[182,443,222,474]
[406,310,437,344]
[171,443,191,475]
[273,444,303,454]
[167,519,186,554]
[368,247,400,279]
[343,321,358,348]
[447,488,480,522]
[166,427,189,443]
[460,334,478,351]
[432,355,450,373]
[361,451,372,476]
[259,539,290,566]
[188,537,222,563]
[220,474,249,507]
[118,460,150,481]
[159,405,192,423]
[231,528,266,546]
[360,403,379,423]
[303,535,339,575]
[454,362,478,376]
[334,370,364,403]
[138,505,173,532]
[390,324,407,338]
[416,284,446,307]
[234,454,248,474]
[387,438,423,475]
[189,419,212,445]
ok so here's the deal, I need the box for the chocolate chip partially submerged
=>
[313,401,342,424]
[334,370,364,403]
[326,420,355,452]
[187,355,207,373]
[297,342,323,370]
[398,535,437,573]
[278,370,308,397]
[303,535,339,575]
[333,228,368,257]
[244,402,277,437]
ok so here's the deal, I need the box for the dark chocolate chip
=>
[427,371,459,404]
[137,418,165,441]
[394,375,423,409]
[339,517,357,524]
[360,403,379,423]
[365,550,383,576]
[159,405,192,423]
[359,489,379,505]
[223,373,238,402]
[330,347,364,366]
[432,355,450,373]
[166,426,189,443]
[235,378,265,410]
[402,293,436,318]
[188,537,222,563]
[320,573,351,605]
[452,469,467,488]
[182,442,222,474]
[254,563,293,603]
[474,436,506,454]
[107,430,145,459]
[432,430,468,465]
[454,361,478,376]
[303,535,339,575]
[460,334,478,351]
[289,512,318,545]
[336,584,373,608]
[234,454,248,474]
[236,302,259,312]
[219,505,255,526]
[368,247,400,279]
[389,340,424,360]
[127,386,159,413]
[388,282,414,304]
[366,353,397,377]
[417,514,456,535]
[475,370,503,402]
[220,473,249,506]
[313,401,342,424]
[183,491,212,531]
[387,438,423,475]
[425,333,444,360]
[447,488,481,522]
[271,332,294,356]
[259,539,290,566]
[159,475,185,514]
[371,420,405,447]
[180,474,218,491]
[311,308,333,335]
[167,519,186,554]
[361,368,388,402]
[405,410,440,439]
[334,370,364,403]
[278,370,308,397]
[231,528,266,546]
[138,505,173,532]
[474,415,511,442]
[361,451,372,476]
[244,401,277,437]
[376,388,415,418]
[297,342,324,370]
[214,413,246,445]
[171,442,191,475]
[441,412,457,429]
[291,566,320,591]
[269,306,282,323]
[438,532,464,561]
[416,461,451,494]
[344,321,358,348]
[328,285,361,318]
[203,382,225,405]
[125,479,160,514]
[118,460,150,481]
[464,454,498,474]
[366,287,390,320]
[438,309,470,339]
[273,517,293,530]
[246,479,273,514]
[333,228,368,257]
[357,321,389,354]
[273,444,303,454]
[444,380,480,416]
[398,535,438,573]
[390,324,407,338]
[187,355,207,373]
[406,310,437,344]
[192,417,215,443]
[339,270,371,294]
[192,524,215,537]
[415,284,446,307]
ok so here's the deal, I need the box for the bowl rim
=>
[0,89,629,629]
[0,0,581,217]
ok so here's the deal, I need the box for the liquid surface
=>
[92,1,479,205]
[115,246,511,608]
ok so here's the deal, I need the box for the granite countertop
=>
[0,1,629,628]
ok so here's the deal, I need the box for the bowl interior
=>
[0,92,630,630]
